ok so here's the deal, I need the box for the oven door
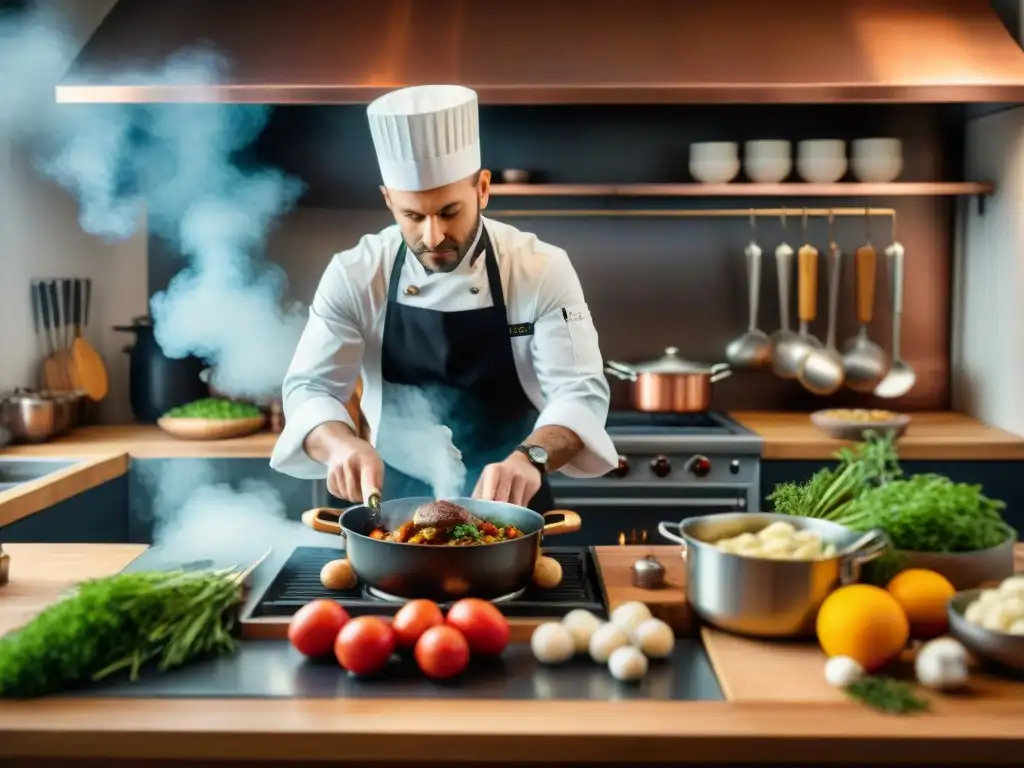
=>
[547,481,747,547]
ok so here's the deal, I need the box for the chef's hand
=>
[473,451,542,507]
[325,437,384,505]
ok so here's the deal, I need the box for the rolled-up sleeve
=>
[531,253,617,478]
[270,255,365,479]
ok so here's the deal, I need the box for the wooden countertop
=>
[731,411,1024,460]
[0,543,1022,765]
[2,412,1021,528]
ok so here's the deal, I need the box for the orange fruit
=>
[886,568,956,639]
[816,584,910,672]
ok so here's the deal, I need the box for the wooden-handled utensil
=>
[841,243,888,391]
[70,277,109,401]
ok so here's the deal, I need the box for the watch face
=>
[527,446,549,465]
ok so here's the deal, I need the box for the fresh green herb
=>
[0,568,246,698]
[835,474,1014,553]
[769,431,902,520]
[448,523,482,541]
[163,398,262,420]
[843,675,929,714]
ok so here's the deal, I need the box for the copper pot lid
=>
[612,347,717,375]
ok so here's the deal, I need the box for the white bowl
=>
[690,141,739,162]
[797,139,846,160]
[851,138,903,182]
[744,140,792,183]
[690,157,741,183]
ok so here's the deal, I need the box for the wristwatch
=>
[515,444,549,475]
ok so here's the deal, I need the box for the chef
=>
[270,84,617,513]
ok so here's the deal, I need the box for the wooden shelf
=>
[488,182,993,198]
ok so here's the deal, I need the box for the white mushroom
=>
[530,622,576,665]
[607,645,648,682]
[610,601,653,635]
[589,622,631,664]
[632,618,675,659]
[562,609,603,654]
[915,638,970,692]
[823,655,865,689]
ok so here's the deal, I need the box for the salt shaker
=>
[631,554,665,589]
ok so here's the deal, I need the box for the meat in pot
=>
[369,500,523,546]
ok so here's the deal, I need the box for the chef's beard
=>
[409,207,481,274]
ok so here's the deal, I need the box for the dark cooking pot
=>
[301,496,582,601]
[605,346,731,413]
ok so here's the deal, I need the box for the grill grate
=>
[249,546,608,620]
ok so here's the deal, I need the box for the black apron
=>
[373,225,554,513]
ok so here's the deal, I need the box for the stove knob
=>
[687,455,712,477]
[650,455,671,477]
[729,460,741,475]
[608,455,630,478]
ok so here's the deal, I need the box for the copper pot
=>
[605,347,732,413]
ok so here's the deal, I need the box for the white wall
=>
[955,107,1024,436]
[0,0,147,424]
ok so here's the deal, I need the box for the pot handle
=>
[603,364,637,382]
[301,507,348,537]
[542,509,582,536]
[839,528,890,584]
[657,521,688,560]
[709,363,733,384]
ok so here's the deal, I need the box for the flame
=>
[618,532,625,546]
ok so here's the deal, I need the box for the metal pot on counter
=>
[658,512,888,638]
[0,389,83,443]
[605,347,731,413]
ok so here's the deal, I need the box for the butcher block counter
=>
[0,543,1022,766]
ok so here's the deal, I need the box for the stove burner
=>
[365,585,527,604]
[605,410,732,431]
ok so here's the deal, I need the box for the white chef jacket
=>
[269,216,618,480]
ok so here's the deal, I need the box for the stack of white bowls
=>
[851,138,903,182]
[689,142,740,183]
[744,140,792,183]
[796,140,847,183]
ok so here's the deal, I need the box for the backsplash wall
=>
[150,104,960,412]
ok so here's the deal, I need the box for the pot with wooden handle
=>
[604,347,731,413]
[301,494,582,601]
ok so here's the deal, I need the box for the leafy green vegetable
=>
[843,675,929,714]
[163,398,262,420]
[836,474,1014,553]
[448,523,483,541]
[0,569,245,698]
[768,431,902,520]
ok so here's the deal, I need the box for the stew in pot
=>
[369,499,524,546]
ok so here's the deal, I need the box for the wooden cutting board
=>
[702,547,1024,702]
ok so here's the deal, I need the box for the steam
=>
[376,384,468,501]
[1,7,306,402]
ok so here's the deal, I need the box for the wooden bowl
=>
[810,409,910,441]
[157,415,266,441]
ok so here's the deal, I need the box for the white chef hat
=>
[367,84,481,192]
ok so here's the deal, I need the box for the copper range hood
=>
[57,0,1024,104]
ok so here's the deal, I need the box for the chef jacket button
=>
[404,285,420,296]
[469,286,480,294]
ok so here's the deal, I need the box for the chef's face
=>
[382,170,491,273]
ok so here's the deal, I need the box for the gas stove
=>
[246,546,609,622]
[548,411,764,539]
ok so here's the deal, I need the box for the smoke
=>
[134,460,296,567]
[376,384,468,501]
[1,6,306,402]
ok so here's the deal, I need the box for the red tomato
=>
[445,598,510,656]
[334,616,396,676]
[288,599,350,658]
[392,599,445,647]
[414,625,470,680]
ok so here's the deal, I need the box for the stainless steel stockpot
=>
[658,512,888,638]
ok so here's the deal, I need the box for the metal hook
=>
[749,208,756,234]
[801,207,809,240]
[865,205,872,244]
[827,208,835,245]
[890,210,898,243]
[780,209,787,230]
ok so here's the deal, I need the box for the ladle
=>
[726,211,771,369]
[874,241,916,398]
[774,211,822,377]
[798,236,845,395]
[842,214,889,391]
[769,213,803,379]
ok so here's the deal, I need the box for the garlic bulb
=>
[915,637,969,691]
[633,618,675,659]
[588,622,630,663]
[823,655,865,688]
[610,602,652,635]
[562,609,602,654]
[530,622,576,665]
[607,645,648,682]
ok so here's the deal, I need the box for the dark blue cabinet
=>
[761,460,1024,535]
[0,476,129,543]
